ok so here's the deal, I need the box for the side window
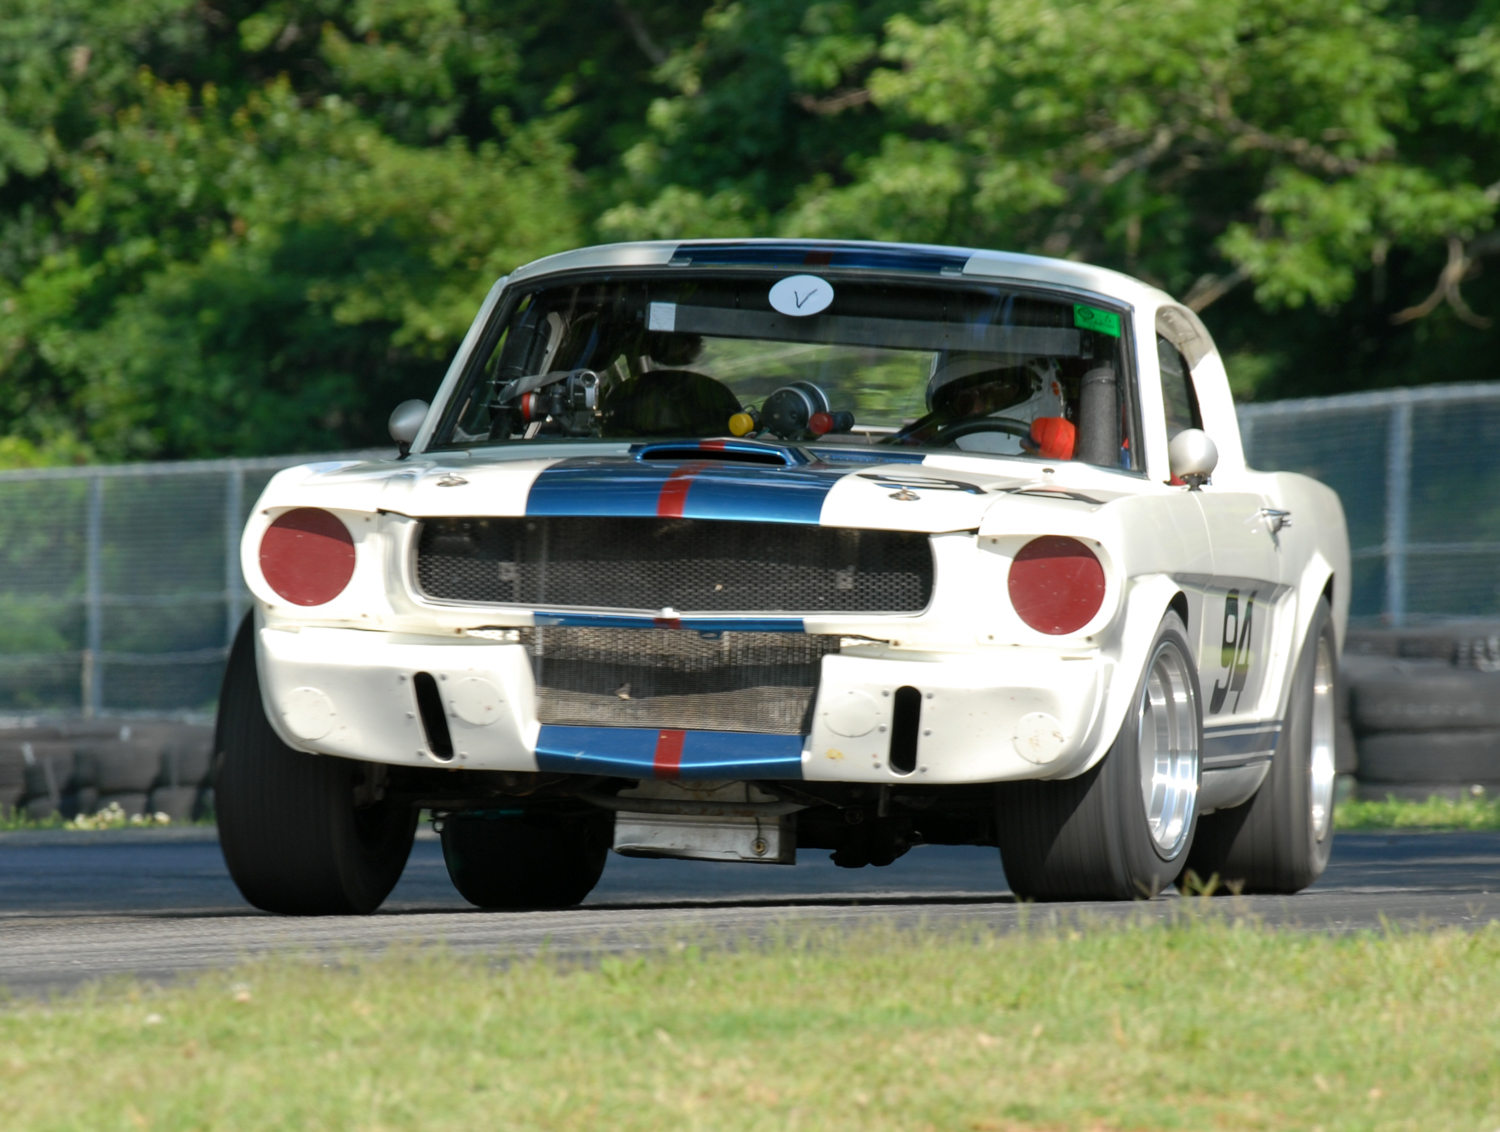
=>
[1157,335,1202,440]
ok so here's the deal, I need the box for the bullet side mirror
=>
[1168,428,1218,490]
[389,399,429,459]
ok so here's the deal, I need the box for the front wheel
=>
[1185,596,1338,893]
[215,615,416,915]
[997,609,1202,900]
[441,810,612,909]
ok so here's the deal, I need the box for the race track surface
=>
[2,829,1498,993]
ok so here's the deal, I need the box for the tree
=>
[3,0,1500,466]
[0,0,702,463]
[611,0,1500,401]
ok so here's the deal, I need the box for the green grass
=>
[4,793,1496,835]
[0,809,66,831]
[3,920,1500,1131]
[0,802,180,832]
[1336,792,1500,831]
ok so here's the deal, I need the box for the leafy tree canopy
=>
[0,0,1496,464]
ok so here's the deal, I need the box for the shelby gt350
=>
[214,239,1349,912]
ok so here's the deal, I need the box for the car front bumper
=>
[255,625,1114,785]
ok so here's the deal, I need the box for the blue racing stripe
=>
[526,458,668,517]
[675,242,970,275]
[535,612,806,631]
[680,463,843,524]
[1203,723,1283,757]
[534,725,806,780]
[808,448,928,464]
[524,456,846,524]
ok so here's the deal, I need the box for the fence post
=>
[225,464,245,644]
[1385,396,1413,627]
[83,474,104,716]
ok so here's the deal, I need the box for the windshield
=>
[431,271,1137,469]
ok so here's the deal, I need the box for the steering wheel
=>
[930,417,1033,448]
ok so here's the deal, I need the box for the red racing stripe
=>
[656,461,708,518]
[653,729,686,777]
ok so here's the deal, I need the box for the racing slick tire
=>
[1185,597,1337,894]
[216,615,417,915]
[440,810,611,909]
[996,610,1202,900]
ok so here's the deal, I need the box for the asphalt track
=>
[3,828,1499,993]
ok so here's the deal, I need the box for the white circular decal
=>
[283,686,337,741]
[1013,712,1067,765]
[768,274,834,318]
[449,677,505,727]
[824,689,880,738]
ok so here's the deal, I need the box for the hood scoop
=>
[631,440,803,468]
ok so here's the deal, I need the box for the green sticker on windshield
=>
[1074,303,1121,338]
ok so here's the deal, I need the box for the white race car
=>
[215,239,1349,913]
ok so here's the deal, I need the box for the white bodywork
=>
[245,240,1349,810]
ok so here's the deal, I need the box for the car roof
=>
[503,238,1180,314]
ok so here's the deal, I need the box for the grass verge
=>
[0,802,183,832]
[1335,792,1500,831]
[6,794,1499,834]
[2,919,1499,1131]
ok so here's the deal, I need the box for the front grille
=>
[415,517,933,613]
[524,627,838,734]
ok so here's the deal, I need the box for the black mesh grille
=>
[524,627,838,733]
[415,517,933,613]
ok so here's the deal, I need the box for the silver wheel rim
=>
[1309,636,1337,842]
[1137,639,1199,859]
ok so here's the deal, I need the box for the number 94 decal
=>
[1209,588,1256,715]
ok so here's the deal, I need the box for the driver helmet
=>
[925,353,1066,426]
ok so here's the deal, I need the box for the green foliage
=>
[619,0,1500,402]
[1337,791,1500,831]
[2,0,1500,464]
[54,78,579,458]
[0,0,697,464]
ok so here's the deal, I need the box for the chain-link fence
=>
[1,381,1497,716]
[1238,381,1500,629]
[0,451,386,718]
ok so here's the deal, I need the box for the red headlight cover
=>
[1007,536,1105,635]
[259,508,356,606]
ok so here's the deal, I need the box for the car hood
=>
[260,445,1134,534]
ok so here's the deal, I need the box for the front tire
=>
[1185,596,1338,893]
[441,810,611,909]
[216,615,416,915]
[997,610,1202,900]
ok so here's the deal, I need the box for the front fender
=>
[1065,573,1184,777]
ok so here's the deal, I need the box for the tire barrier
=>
[1357,730,1500,788]
[1345,627,1500,800]
[1351,666,1500,733]
[0,744,24,816]
[75,739,163,795]
[0,720,213,821]
[147,785,202,823]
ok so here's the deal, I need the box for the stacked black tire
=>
[1346,625,1500,800]
[0,721,214,821]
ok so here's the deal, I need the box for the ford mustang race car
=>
[215,239,1349,914]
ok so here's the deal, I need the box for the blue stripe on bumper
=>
[535,612,806,632]
[534,725,806,780]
